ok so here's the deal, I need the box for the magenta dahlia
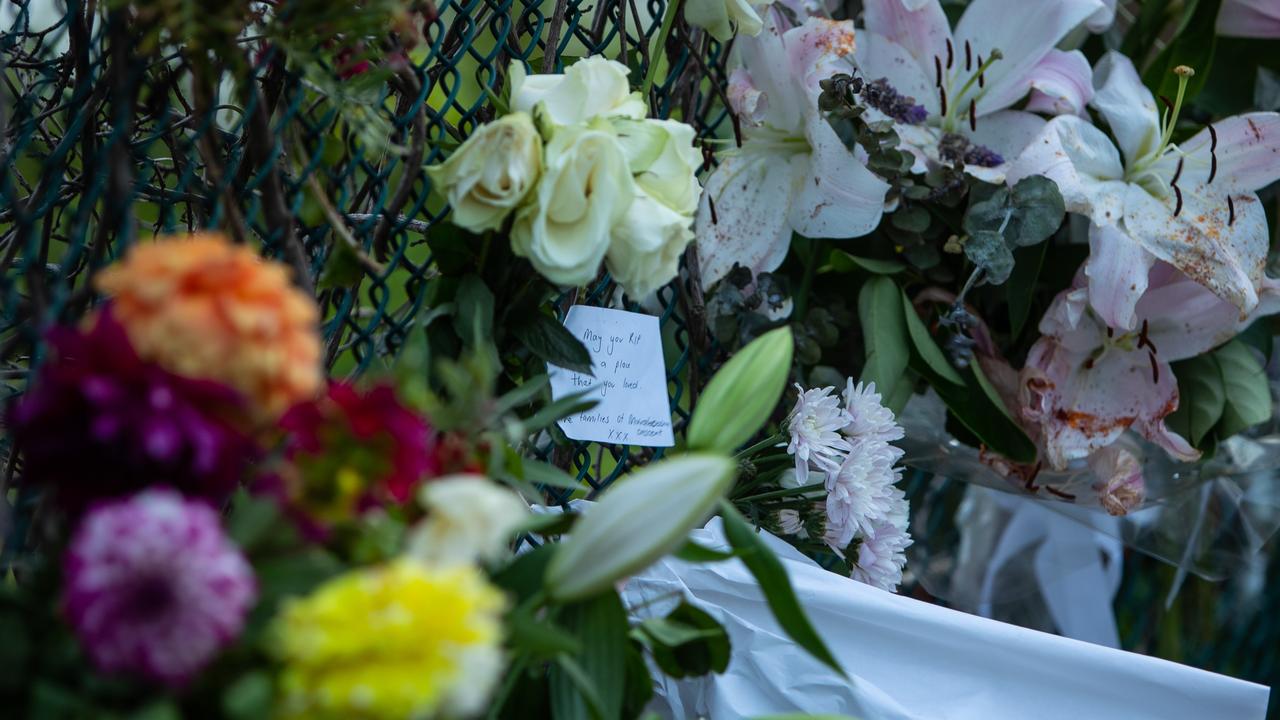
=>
[63,489,257,686]
[8,310,258,511]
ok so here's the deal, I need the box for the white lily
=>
[853,0,1103,183]
[694,16,890,288]
[1010,52,1280,330]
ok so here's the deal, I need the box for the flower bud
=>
[545,454,736,601]
[687,326,794,453]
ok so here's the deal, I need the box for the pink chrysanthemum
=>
[63,489,256,686]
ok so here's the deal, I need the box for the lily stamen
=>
[1173,183,1183,216]
[1228,195,1235,226]
[935,56,942,87]
[939,86,948,117]
[946,38,954,69]
[1208,124,1219,184]
[1171,157,1183,185]
[977,55,985,87]
[965,40,972,72]
[969,99,976,131]
[1148,350,1160,383]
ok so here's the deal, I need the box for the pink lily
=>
[694,16,890,288]
[853,0,1103,183]
[1011,52,1280,331]
[1019,262,1280,470]
[1218,0,1280,38]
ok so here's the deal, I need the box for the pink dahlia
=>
[64,489,256,686]
[9,310,258,512]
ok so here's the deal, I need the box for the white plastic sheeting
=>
[622,517,1271,720]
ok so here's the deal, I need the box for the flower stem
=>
[794,238,822,319]
[734,432,784,459]
[735,481,826,503]
[641,0,684,97]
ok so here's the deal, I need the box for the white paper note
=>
[547,306,674,447]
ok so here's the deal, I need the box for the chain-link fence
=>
[2,0,1279,714]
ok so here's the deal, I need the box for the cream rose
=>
[612,117,703,215]
[426,112,541,232]
[509,56,646,128]
[684,0,773,42]
[511,126,636,286]
[606,191,694,299]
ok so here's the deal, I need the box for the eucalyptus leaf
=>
[1006,176,1065,247]
[1214,341,1271,438]
[964,230,1014,285]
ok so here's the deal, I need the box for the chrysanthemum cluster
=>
[785,379,912,591]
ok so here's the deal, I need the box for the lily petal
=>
[1122,182,1267,315]
[695,150,797,288]
[954,0,1103,116]
[735,17,804,132]
[862,0,952,74]
[1085,222,1153,331]
[727,68,770,126]
[1091,52,1161,166]
[1139,264,1280,360]
[967,109,1046,164]
[1175,113,1280,194]
[1217,0,1280,38]
[789,114,891,239]
[1085,0,1118,32]
[1008,115,1127,226]
[853,30,941,117]
[1024,49,1094,117]
[1023,330,1183,469]
[785,17,860,88]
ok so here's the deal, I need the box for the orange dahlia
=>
[96,233,323,421]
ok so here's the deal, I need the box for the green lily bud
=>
[545,453,736,601]
[686,326,794,453]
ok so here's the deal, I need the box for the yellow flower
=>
[95,233,322,422]
[274,560,506,719]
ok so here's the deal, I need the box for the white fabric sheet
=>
[622,518,1271,720]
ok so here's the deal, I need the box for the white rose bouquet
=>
[427,56,703,300]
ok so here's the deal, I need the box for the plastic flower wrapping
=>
[4,0,1280,717]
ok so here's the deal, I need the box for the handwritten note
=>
[547,306,674,447]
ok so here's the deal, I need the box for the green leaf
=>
[223,672,274,720]
[549,593,629,720]
[508,608,584,659]
[514,312,594,375]
[516,511,580,538]
[687,326,794,453]
[901,290,963,386]
[1214,341,1271,437]
[521,458,590,491]
[1143,0,1221,104]
[823,250,905,275]
[492,543,557,604]
[634,602,731,678]
[225,491,281,553]
[519,390,598,435]
[858,277,910,401]
[1167,354,1226,447]
[1006,240,1049,339]
[673,539,737,563]
[924,364,1037,464]
[719,501,844,675]
[454,275,495,349]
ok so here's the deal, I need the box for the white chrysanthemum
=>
[776,509,806,537]
[822,440,899,551]
[851,497,912,592]
[786,384,853,479]
[842,379,905,445]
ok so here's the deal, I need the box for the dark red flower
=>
[277,382,440,519]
